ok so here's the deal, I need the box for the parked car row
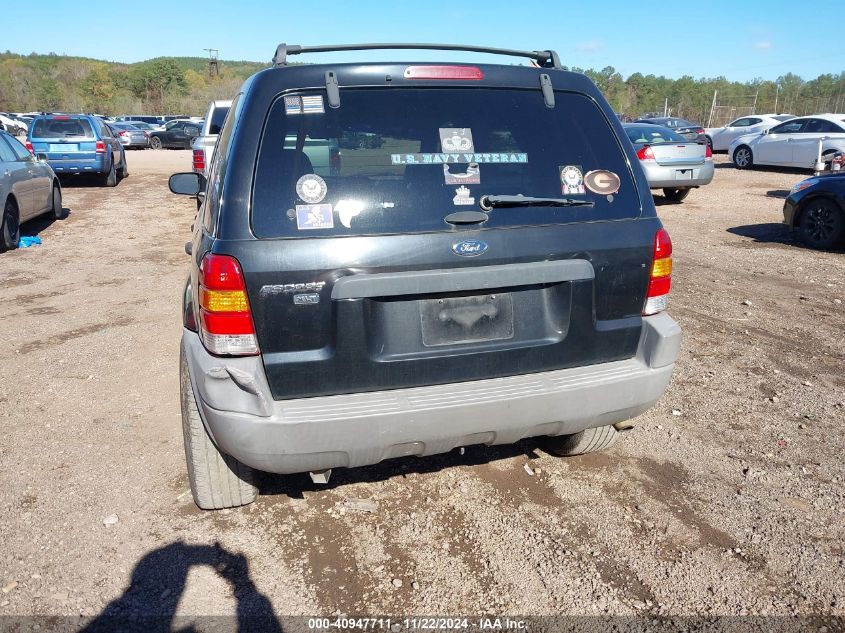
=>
[729,114,845,170]
[0,129,62,251]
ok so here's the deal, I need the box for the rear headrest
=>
[279,149,314,179]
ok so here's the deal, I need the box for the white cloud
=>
[576,40,603,53]
[754,41,773,50]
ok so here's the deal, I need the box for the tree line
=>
[1,52,842,124]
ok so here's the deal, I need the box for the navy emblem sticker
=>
[560,165,585,195]
[296,174,328,204]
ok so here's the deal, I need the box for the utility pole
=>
[708,90,718,127]
[774,84,780,114]
[752,89,759,114]
[204,48,219,77]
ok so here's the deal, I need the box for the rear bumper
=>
[642,161,714,188]
[182,313,682,475]
[48,157,107,174]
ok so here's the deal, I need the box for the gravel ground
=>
[0,151,843,625]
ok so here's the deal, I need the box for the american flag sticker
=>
[301,95,325,114]
[284,96,302,114]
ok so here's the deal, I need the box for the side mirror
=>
[763,129,770,135]
[36,153,48,162]
[169,172,206,196]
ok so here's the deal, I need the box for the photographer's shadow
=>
[81,541,282,633]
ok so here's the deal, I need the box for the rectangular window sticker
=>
[439,128,474,153]
[444,163,480,185]
[559,165,586,195]
[284,96,302,115]
[296,204,334,229]
[391,153,527,165]
[284,95,325,115]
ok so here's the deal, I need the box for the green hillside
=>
[0,52,267,116]
[0,51,842,124]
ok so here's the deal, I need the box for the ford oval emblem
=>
[452,239,488,257]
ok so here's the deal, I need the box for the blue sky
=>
[3,0,841,82]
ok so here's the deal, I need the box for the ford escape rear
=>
[170,43,682,509]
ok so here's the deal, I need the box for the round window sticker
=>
[584,170,621,195]
[295,174,328,204]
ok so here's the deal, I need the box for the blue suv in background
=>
[26,114,127,187]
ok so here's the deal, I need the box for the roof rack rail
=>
[272,43,562,69]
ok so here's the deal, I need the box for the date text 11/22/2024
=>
[307,618,529,631]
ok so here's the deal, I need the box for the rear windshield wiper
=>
[479,195,595,210]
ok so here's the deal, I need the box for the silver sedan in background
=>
[108,122,150,149]
[624,123,714,202]
[0,130,62,251]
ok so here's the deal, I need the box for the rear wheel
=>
[180,349,258,510]
[662,187,692,203]
[119,156,129,179]
[150,136,162,150]
[1,198,20,252]
[543,424,619,456]
[797,198,845,249]
[101,163,117,187]
[733,145,753,169]
[51,183,63,219]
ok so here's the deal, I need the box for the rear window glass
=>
[625,126,685,144]
[32,118,94,138]
[252,88,639,238]
[209,106,229,135]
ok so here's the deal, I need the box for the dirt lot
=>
[1,150,843,626]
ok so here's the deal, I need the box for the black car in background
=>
[635,117,707,143]
[783,171,845,249]
[148,119,203,149]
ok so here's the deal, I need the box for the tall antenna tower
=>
[204,48,219,77]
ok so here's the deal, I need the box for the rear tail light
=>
[403,65,484,80]
[643,228,673,315]
[197,254,259,356]
[192,149,205,172]
[118,131,128,137]
[95,140,106,153]
[25,141,34,154]
[694,128,705,135]
[636,145,655,161]
[705,144,713,159]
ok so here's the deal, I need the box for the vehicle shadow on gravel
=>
[727,222,800,246]
[79,541,283,633]
[258,440,543,499]
[19,208,71,238]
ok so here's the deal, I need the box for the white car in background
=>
[729,114,845,170]
[705,114,793,151]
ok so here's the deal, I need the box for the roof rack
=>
[272,43,562,69]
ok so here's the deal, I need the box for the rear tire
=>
[51,183,63,219]
[102,163,117,187]
[733,145,753,169]
[662,187,692,203]
[150,136,162,150]
[797,197,845,250]
[119,157,129,179]
[180,348,258,510]
[1,198,20,252]
[543,424,619,456]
